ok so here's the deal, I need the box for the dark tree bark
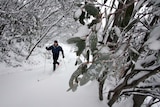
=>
[133,94,146,107]
[99,79,105,101]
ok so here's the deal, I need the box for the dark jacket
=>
[46,45,64,59]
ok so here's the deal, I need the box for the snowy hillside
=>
[0,43,106,107]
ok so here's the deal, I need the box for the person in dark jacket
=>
[46,40,64,71]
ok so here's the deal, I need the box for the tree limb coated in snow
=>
[26,3,74,60]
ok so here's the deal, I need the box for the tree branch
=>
[42,8,60,21]
[108,65,160,106]
[26,3,74,60]
[121,89,160,99]
[26,15,64,60]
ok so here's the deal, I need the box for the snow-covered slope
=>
[0,43,106,107]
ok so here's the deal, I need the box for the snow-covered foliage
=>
[68,0,160,107]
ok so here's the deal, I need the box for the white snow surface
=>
[0,43,106,107]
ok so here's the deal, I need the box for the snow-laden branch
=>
[108,65,160,106]
[42,8,60,21]
[26,16,64,60]
[121,89,160,99]
[18,0,34,10]
[26,3,74,60]
[136,84,160,89]
[134,65,160,72]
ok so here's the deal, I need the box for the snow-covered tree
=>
[68,0,160,107]
[0,0,75,65]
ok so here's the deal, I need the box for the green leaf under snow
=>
[67,83,78,92]
[87,63,103,78]
[89,32,98,54]
[76,40,86,56]
[67,37,86,56]
[67,37,82,44]
[79,73,90,86]
[68,63,87,91]
[95,53,110,62]
[84,4,99,17]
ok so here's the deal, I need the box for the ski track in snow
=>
[0,44,106,107]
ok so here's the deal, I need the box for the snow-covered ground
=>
[0,43,106,107]
[1,43,159,107]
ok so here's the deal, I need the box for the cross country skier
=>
[46,40,64,71]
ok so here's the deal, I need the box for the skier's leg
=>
[54,59,59,65]
[56,60,59,65]
[55,55,59,65]
[53,58,56,71]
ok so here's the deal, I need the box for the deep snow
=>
[0,43,159,107]
[0,43,106,107]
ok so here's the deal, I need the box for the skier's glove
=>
[63,55,65,58]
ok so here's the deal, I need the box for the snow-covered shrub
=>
[0,0,75,65]
[68,0,160,106]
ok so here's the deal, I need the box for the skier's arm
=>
[46,46,52,50]
[61,47,64,58]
